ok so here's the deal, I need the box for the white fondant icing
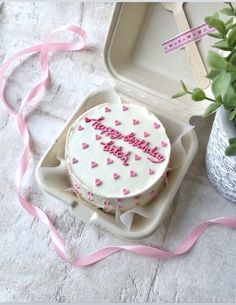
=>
[65,102,171,212]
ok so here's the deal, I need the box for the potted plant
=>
[173,3,236,202]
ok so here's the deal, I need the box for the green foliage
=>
[173,3,236,156]
[192,88,206,101]
[225,139,236,156]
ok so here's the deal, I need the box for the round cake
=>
[65,102,171,213]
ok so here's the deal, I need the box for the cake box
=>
[36,3,224,239]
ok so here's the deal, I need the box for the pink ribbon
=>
[162,23,215,54]
[1,25,236,267]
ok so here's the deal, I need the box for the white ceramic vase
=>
[205,106,236,202]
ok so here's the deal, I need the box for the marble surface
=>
[0,2,236,302]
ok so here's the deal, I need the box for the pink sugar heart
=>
[130,170,137,177]
[96,134,101,140]
[106,158,114,165]
[77,125,84,131]
[91,161,98,168]
[148,168,155,175]
[134,154,141,161]
[123,188,130,195]
[103,200,110,206]
[133,119,139,125]
[144,131,150,138]
[134,195,141,200]
[116,198,123,203]
[154,122,160,129]
[115,120,121,126]
[71,158,78,164]
[161,141,168,147]
[82,142,89,150]
[95,178,102,186]
[113,173,120,180]
[122,105,129,111]
[105,107,111,112]
[85,117,91,123]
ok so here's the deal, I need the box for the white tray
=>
[36,2,224,240]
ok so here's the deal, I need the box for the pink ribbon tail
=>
[1,25,236,267]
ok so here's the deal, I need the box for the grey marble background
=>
[0,2,236,302]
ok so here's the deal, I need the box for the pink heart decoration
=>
[91,161,98,168]
[122,105,129,111]
[106,158,114,165]
[116,198,123,203]
[71,158,78,164]
[113,173,120,180]
[82,143,89,150]
[133,119,139,125]
[95,178,102,186]
[134,154,141,161]
[161,141,168,147]
[148,169,155,175]
[144,131,150,138]
[130,170,137,177]
[77,125,84,131]
[134,195,141,200]
[123,188,130,195]
[85,117,91,123]
[154,122,160,129]
[115,120,121,126]
[105,107,111,112]
[96,134,101,140]
[103,200,110,206]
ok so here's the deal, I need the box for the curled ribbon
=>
[1,25,236,267]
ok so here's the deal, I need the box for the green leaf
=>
[225,143,236,156]
[229,52,236,66]
[229,137,236,145]
[220,7,235,16]
[212,72,231,97]
[180,80,187,92]
[192,88,206,101]
[205,16,226,35]
[225,17,234,25]
[206,70,220,80]
[226,17,234,31]
[207,51,227,71]
[208,32,224,39]
[226,62,236,72]
[203,102,221,116]
[222,85,236,108]
[213,40,232,51]
[172,91,187,99]
[227,26,236,46]
[228,108,236,120]
[213,12,220,19]
[215,96,223,104]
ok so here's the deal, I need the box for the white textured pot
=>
[205,106,236,202]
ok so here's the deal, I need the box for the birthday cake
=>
[65,102,171,213]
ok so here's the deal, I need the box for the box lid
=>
[104,2,225,120]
